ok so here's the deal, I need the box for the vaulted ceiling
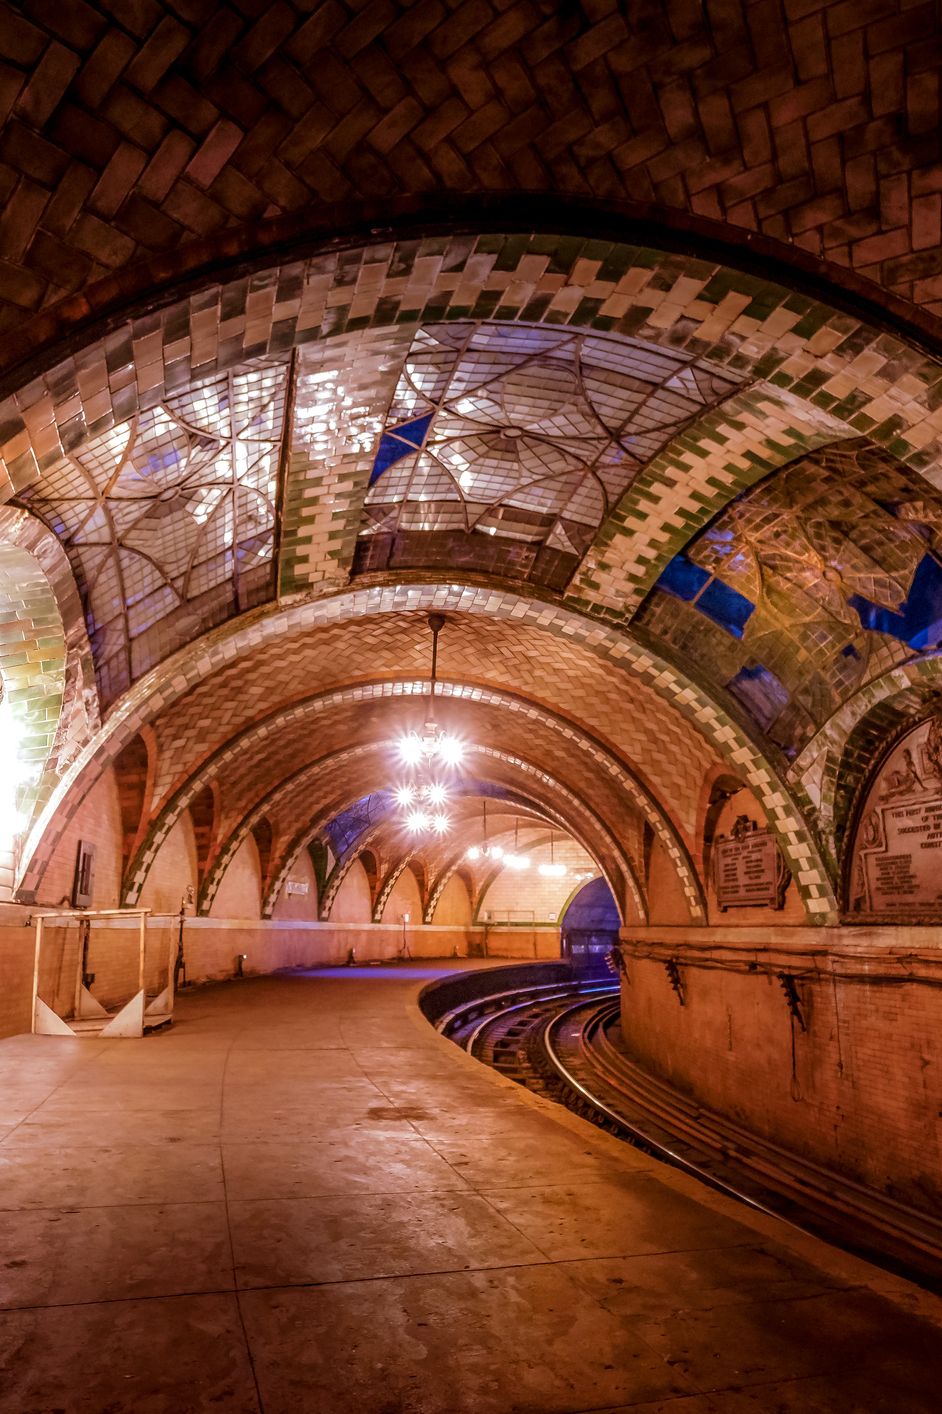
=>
[3,4,942,926]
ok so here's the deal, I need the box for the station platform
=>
[0,961,940,1413]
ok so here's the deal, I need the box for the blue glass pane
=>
[657,554,710,601]
[369,413,433,485]
[727,663,789,730]
[394,413,433,448]
[696,577,755,638]
[849,553,942,650]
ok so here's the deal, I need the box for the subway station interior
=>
[1,2,942,1410]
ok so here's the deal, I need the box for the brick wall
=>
[138,811,196,915]
[431,873,472,926]
[208,832,260,919]
[270,848,319,922]
[379,865,422,925]
[38,766,122,909]
[647,835,695,926]
[619,926,942,1212]
[328,857,372,924]
[481,838,597,922]
[0,908,36,1037]
[481,924,561,961]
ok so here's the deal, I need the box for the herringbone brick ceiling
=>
[1,0,941,376]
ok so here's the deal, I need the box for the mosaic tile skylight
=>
[356,322,743,589]
[18,361,288,703]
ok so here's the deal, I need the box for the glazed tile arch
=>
[190,735,642,925]
[6,232,942,642]
[118,679,655,918]
[210,741,644,925]
[6,232,942,844]
[16,579,836,919]
[790,651,942,875]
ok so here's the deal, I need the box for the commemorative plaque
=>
[713,815,789,911]
[848,714,942,918]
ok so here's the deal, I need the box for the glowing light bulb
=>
[490,844,504,860]
[398,734,424,766]
[424,782,447,806]
[394,784,416,808]
[407,810,431,832]
[466,846,480,861]
[431,813,450,834]
[436,735,464,766]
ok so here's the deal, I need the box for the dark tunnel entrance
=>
[560,877,621,974]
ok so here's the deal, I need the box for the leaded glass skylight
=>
[356,323,743,588]
[18,361,288,703]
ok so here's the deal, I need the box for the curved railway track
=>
[435,977,942,1292]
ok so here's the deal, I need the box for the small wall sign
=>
[72,839,96,908]
[713,815,789,911]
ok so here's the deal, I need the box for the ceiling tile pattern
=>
[18,360,287,701]
[356,319,741,589]
[4,237,942,685]
[0,0,940,371]
[122,679,689,926]
[19,584,837,919]
[636,441,942,758]
[142,613,714,846]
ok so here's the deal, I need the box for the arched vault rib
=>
[372,857,420,925]
[193,740,644,925]
[119,678,695,921]
[318,822,388,923]
[20,581,836,921]
[271,783,629,930]
[789,652,942,872]
[287,797,549,925]
[118,680,696,922]
[567,388,851,622]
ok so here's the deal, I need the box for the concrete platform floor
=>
[1,963,940,1414]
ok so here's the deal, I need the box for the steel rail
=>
[441,982,942,1290]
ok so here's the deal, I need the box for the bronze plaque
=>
[849,715,942,918]
[714,818,789,910]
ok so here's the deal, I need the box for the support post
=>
[138,910,146,995]
[167,925,176,1009]
[30,915,43,1034]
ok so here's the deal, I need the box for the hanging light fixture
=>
[465,798,505,862]
[503,816,530,871]
[538,831,567,878]
[392,614,463,836]
[396,613,464,769]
